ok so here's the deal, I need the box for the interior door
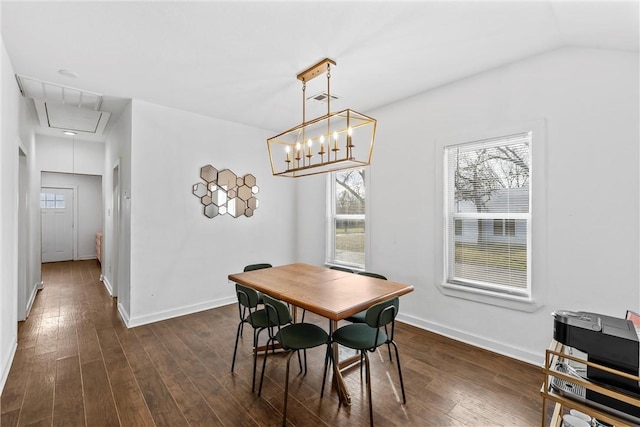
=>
[41,187,74,263]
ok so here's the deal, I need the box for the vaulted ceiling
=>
[2,1,638,142]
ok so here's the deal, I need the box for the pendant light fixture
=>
[267,58,376,177]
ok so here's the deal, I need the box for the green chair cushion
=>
[332,323,388,350]
[247,309,271,328]
[276,323,329,350]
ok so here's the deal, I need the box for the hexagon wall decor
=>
[192,165,259,218]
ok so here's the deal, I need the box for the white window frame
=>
[435,122,547,312]
[326,168,370,270]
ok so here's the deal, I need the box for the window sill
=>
[437,281,542,312]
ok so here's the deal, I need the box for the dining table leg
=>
[331,319,354,405]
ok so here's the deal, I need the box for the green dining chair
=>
[329,265,355,273]
[244,263,273,272]
[231,283,272,392]
[258,294,332,427]
[331,297,406,427]
[242,263,272,305]
[346,272,394,363]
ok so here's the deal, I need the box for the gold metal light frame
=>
[267,58,376,177]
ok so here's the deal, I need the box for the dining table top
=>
[228,263,414,321]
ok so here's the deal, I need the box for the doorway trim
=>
[18,146,29,321]
[111,160,121,298]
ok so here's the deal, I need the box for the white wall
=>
[19,88,38,321]
[297,47,640,365]
[0,21,19,391]
[41,172,103,260]
[127,99,296,326]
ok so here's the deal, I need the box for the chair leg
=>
[282,351,296,427]
[391,341,406,404]
[297,350,303,372]
[385,325,392,361]
[321,342,332,397]
[252,328,264,392]
[363,351,373,427]
[231,321,243,372]
[258,336,272,396]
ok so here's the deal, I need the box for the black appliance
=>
[552,310,640,421]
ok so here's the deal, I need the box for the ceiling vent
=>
[307,91,339,104]
[15,74,111,135]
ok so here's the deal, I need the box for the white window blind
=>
[327,169,366,269]
[444,132,531,296]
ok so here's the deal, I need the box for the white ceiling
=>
[2,1,638,142]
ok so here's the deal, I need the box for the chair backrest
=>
[357,271,387,280]
[236,283,260,308]
[329,266,355,273]
[261,294,292,328]
[365,297,399,329]
[244,263,272,272]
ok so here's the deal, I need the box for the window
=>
[493,219,516,236]
[493,219,503,235]
[327,168,366,269]
[40,192,65,209]
[454,219,463,236]
[444,132,531,297]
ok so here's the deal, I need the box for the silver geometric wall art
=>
[192,164,259,218]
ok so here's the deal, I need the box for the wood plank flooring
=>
[1,260,544,426]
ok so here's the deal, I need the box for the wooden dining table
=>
[228,262,414,405]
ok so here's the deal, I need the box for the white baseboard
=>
[25,283,40,318]
[125,296,237,328]
[118,302,131,328]
[0,340,18,394]
[76,255,98,261]
[396,313,542,367]
[102,276,113,296]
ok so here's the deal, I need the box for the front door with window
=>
[41,188,74,263]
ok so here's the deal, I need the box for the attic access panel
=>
[45,103,104,133]
[16,74,111,135]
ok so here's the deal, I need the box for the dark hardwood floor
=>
[1,260,544,426]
